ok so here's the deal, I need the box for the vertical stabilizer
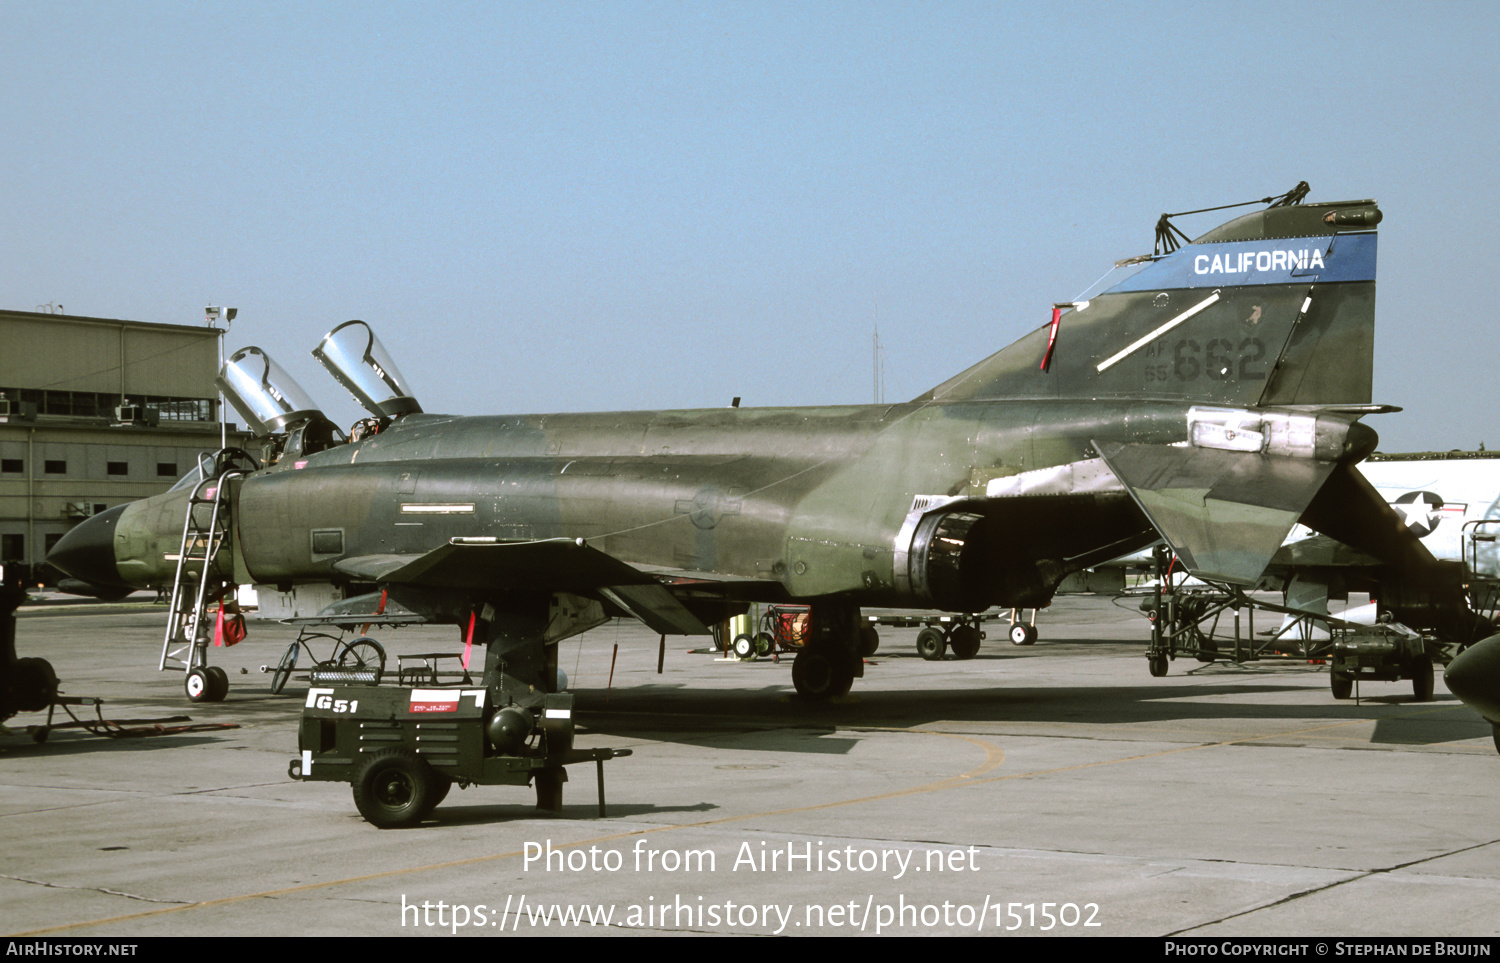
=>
[919,195,1381,406]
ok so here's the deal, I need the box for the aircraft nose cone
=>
[46,504,129,588]
[1444,634,1500,723]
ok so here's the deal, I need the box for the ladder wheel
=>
[185,668,215,703]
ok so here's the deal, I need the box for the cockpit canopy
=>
[312,320,423,419]
[216,347,326,435]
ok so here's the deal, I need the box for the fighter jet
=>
[45,185,1486,725]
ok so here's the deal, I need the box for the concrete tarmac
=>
[3,595,1498,938]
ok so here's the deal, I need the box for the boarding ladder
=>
[1463,518,1500,622]
[158,454,248,677]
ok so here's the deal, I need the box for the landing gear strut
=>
[790,602,864,701]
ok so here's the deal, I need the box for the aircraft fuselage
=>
[106,399,1207,612]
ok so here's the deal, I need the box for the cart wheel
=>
[10,658,58,712]
[755,632,775,657]
[1148,654,1168,677]
[1411,656,1434,702]
[949,624,981,660]
[859,625,879,657]
[271,642,299,694]
[1009,623,1037,646]
[732,633,757,661]
[337,636,387,681]
[352,749,442,828]
[1330,670,1353,700]
[205,665,230,701]
[535,768,566,812]
[916,627,946,661]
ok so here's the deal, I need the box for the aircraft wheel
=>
[859,625,879,657]
[534,768,565,812]
[950,624,982,660]
[916,627,946,661]
[755,632,775,657]
[185,667,214,703]
[352,749,441,828]
[1148,654,1168,678]
[271,642,299,695]
[1330,670,1353,700]
[792,650,854,700]
[1411,656,1434,702]
[1009,623,1037,646]
[205,666,230,702]
[732,633,757,661]
[337,636,387,682]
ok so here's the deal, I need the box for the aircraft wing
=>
[332,537,711,635]
[1299,462,1445,577]
[1267,532,1381,569]
[1096,441,1337,586]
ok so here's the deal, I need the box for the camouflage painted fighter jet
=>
[46,185,1487,723]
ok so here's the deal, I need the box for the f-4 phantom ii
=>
[43,184,1500,821]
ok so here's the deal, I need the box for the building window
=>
[157,462,176,477]
[107,461,128,476]
[44,460,66,474]
[93,503,108,515]
[1,534,21,561]
[0,386,216,422]
[137,396,216,423]
[0,459,20,473]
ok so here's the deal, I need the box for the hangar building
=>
[0,308,246,577]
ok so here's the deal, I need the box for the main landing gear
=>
[790,602,865,701]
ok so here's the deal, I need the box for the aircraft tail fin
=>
[918,190,1381,407]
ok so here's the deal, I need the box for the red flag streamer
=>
[1040,305,1063,371]
[462,610,475,670]
[213,602,225,647]
[360,588,389,636]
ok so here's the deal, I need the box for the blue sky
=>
[4,2,1497,450]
